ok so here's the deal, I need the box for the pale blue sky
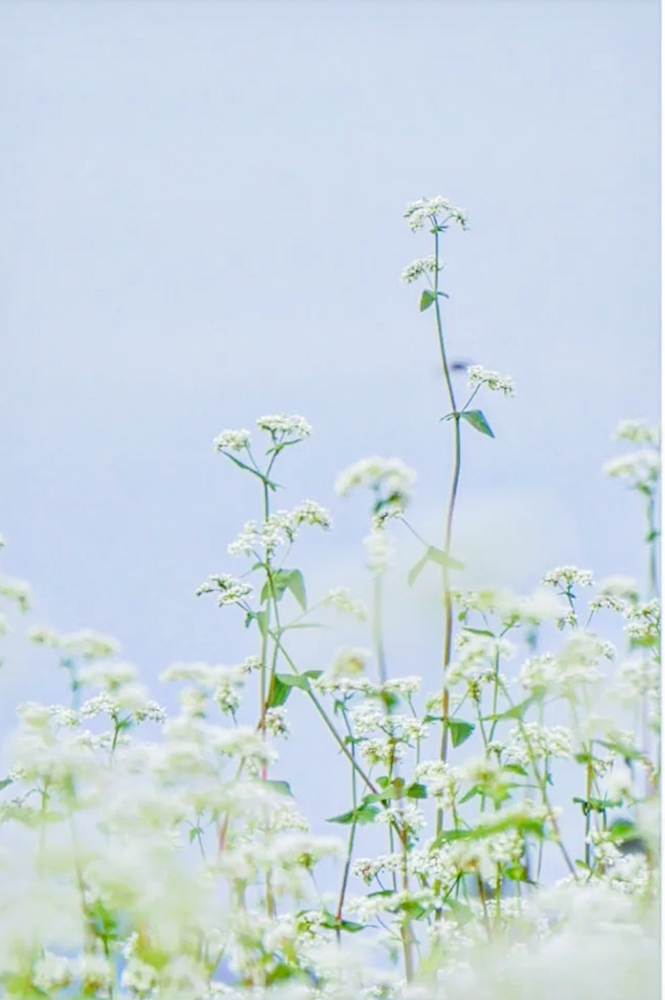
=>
[0,0,660,870]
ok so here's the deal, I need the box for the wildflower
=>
[603,450,660,490]
[213,428,251,452]
[467,365,515,397]
[613,419,660,446]
[32,953,74,992]
[335,455,416,517]
[322,587,368,621]
[542,565,594,590]
[0,576,31,612]
[264,706,290,738]
[598,576,640,602]
[290,499,333,530]
[256,414,312,438]
[504,723,572,765]
[415,760,459,808]
[400,255,443,283]
[195,574,252,606]
[404,196,468,231]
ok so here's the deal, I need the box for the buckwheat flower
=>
[364,526,393,574]
[61,629,121,660]
[415,760,459,808]
[213,428,251,452]
[195,574,253,606]
[79,659,138,690]
[77,954,113,993]
[605,763,634,803]
[121,958,158,994]
[467,365,515,397]
[32,953,74,993]
[497,588,570,627]
[624,598,660,643]
[322,587,368,621]
[400,255,443,283]
[589,593,630,613]
[603,450,661,489]
[598,575,640,602]
[0,576,31,612]
[404,196,468,231]
[256,414,312,439]
[328,645,372,682]
[378,802,426,835]
[264,706,290,738]
[290,499,333,530]
[336,456,416,516]
[505,723,572,763]
[542,565,594,589]
[613,655,660,702]
[588,829,622,867]
[27,624,60,646]
[613,419,661,446]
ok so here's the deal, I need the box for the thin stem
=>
[432,223,463,835]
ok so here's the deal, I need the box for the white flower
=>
[467,365,515,397]
[415,760,459,808]
[404,196,468,231]
[0,576,31,612]
[79,660,138,690]
[213,428,251,452]
[613,419,660,446]
[335,455,416,517]
[542,565,594,590]
[598,575,640,602]
[76,954,113,993]
[364,526,393,574]
[400,255,443,283]
[256,414,312,438]
[603,450,660,489]
[605,763,634,802]
[322,587,368,621]
[264,706,290,738]
[32,953,74,992]
[291,498,333,529]
[195,574,252,606]
[121,958,158,994]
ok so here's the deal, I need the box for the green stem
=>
[432,223,462,838]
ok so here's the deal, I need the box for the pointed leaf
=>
[448,719,475,748]
[284,569,307,610]
[460,409,495,438]
[420,289,436,312]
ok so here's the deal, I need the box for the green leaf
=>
[406,782,428,799]
[0,777,13,792]
[448,719,475,748]
[267,676,291,708]
[326,804,379,825]
[284,569,307,610]
[245,610,269,637]
[460,409,494,438]
[482,697,533,723]
[318,912,365,932]
[503,763,528,777]
[461,626,496,638]
[408,545,464,586]
[420,289,436,312]
[277,673,311,692]
[264,779,293,797]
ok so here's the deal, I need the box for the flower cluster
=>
[404,196,468,231]
[467,365,515,396]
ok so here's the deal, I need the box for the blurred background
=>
[0,0,660,876]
